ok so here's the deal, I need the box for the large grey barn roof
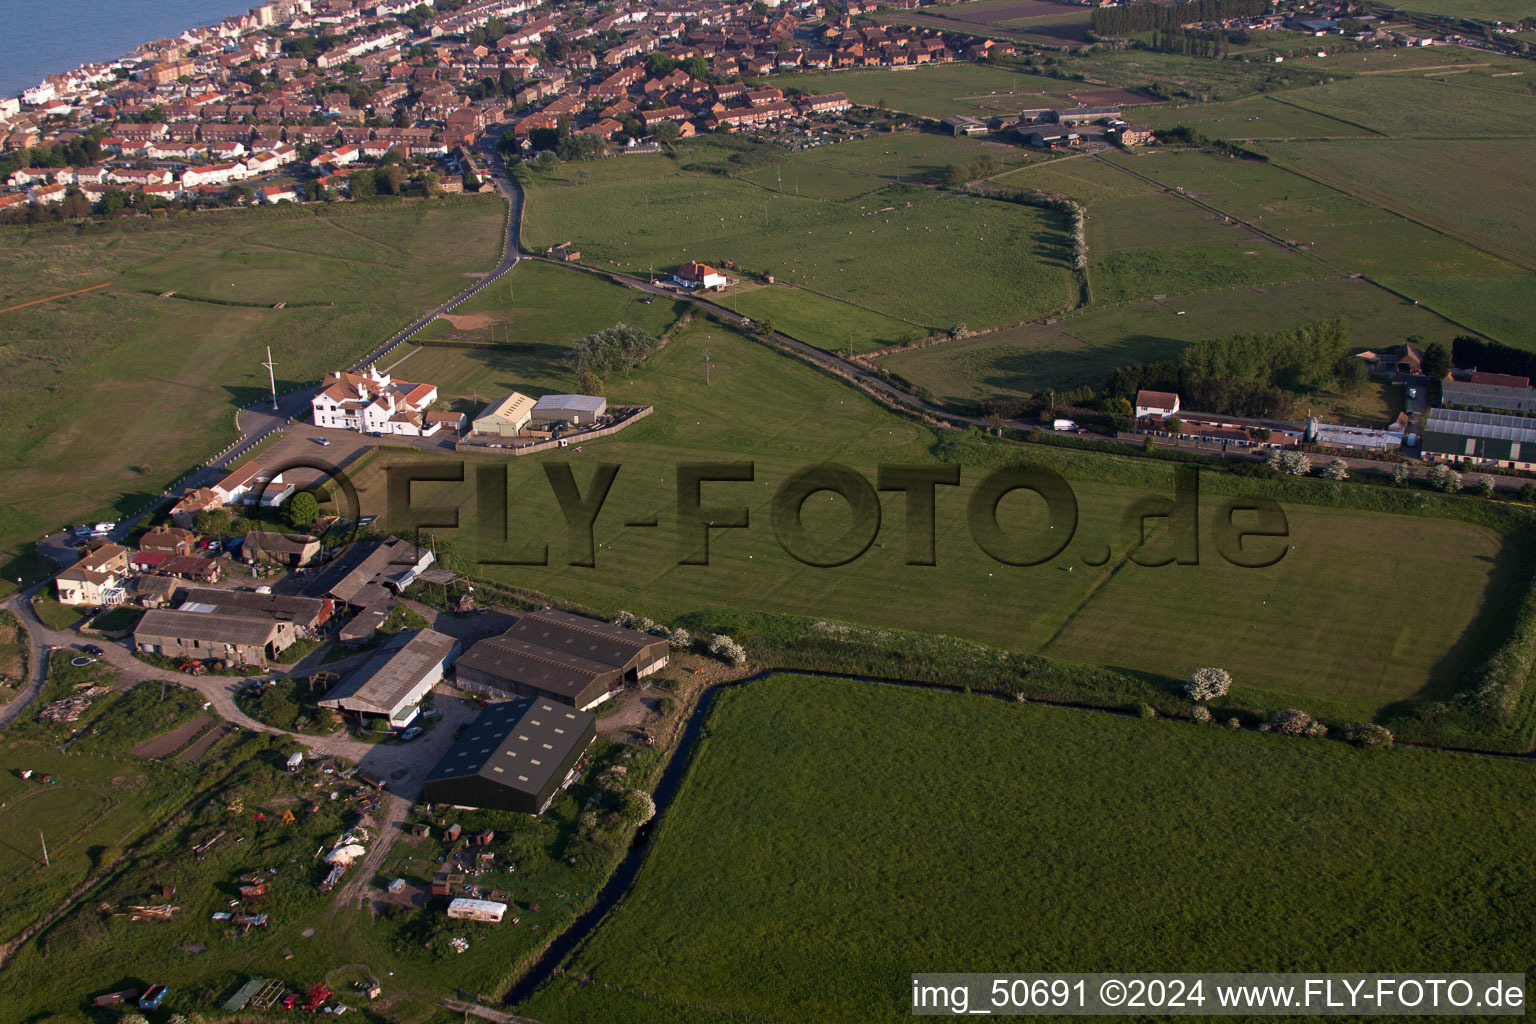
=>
[455,634,616,702]
[180,587,327,624]
[320,628,457,715]
[136,608,282,647]
[424,698,594,797]
[1425,408,1536,445]
[504,608,664,669]
[531,394,605,414]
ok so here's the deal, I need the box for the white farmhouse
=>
[312,366,441,435]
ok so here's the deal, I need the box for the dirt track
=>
[129,714,213,759]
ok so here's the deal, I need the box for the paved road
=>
[0,591,53,728]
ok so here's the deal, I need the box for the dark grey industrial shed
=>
[453,609,670,709]
[421,699,596,815]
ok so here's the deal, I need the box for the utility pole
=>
[705,349,710,385]
[263,346,278,411]
[39,831,49,868]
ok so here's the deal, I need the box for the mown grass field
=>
[736,132,1048,200]
[729,285,927,354]
[880,278,1471,405]
[994,154,1323,304]
[1257,138,1536,269]
[1133,94,1379,139]
[1095,149,1536,349]
[1277,74,1536,137]
[518,676,1536,1023]
[0,197,503,583]
[518,147,1080,330]
[780,63,1083,119]
[351,320,1519,722]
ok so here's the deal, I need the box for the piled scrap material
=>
[118,904,179,922]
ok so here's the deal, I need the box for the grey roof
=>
[1425,408,1536,444]
[136,608,283,647]
[456,633,618,702]
[504,609,667,670]
[1440,379,1536,414]
[531,394,606,414]
[320,628,458,715]
[179,587,328,625]
[306,536,429,607]
[424,697,594,796]
[456,610,667,703]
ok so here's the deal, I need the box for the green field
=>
[880,278,1474,405]
[1258,138,1536,270]
[0,197,504,584]
[352,317,1523,724]
[737,133,1049,200]
[518,676,1536,1023]
[997,154,1322,304]
[1277,74,1536,137]
[729,285,927,354]
[1095,149,1536,349]
[1134,94,1380,139]
[518,146,1080,330]
[781,63,1083,119]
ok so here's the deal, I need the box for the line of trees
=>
[1091,0,1265,36]
[1148,26,1233,57]
[1106,319,1350,419]
[1452,335,1536,381]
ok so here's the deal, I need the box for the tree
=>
[194,507,232,536]
[1264,709,1325,737]
[949,322,968,341]
[653,119,681,144]
[1266,449,1310,476]
[1420,341,1451,381]
[1392,462,1411,487]
[707,633,747,665]
[1477,475,1496,498]
[60,188,91,220]
[1427,462,1462,493]
[1336,354,1367,394]
[1521,483,1536,504]
[349,168,377,198]
[1323,457,1349,481]
[567,323,660,377]
[1184,667,1232,702]
[576,368,604,396]
[461,167,481,192]
[376,164,407,195]
[1165,416,1183,435]
[286,491,320,528]
[620,789,656,825]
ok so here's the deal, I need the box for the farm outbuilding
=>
[472,392,537,436]
[318,627,459,728]
[447,897,509,922]
[421,698,596,815]
[1422,409,1536,470]
[454,608,669,709]
[530,394,608,427]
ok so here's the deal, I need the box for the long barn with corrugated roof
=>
[453,609,669,710]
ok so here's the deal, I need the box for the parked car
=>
[82,644,106,657]
[421,707,442,721]
[400,726,423,741]
[313,436,331,446]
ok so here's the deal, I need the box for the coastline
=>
[0,0,252,98]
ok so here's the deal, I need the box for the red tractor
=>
[179,660,208,676]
